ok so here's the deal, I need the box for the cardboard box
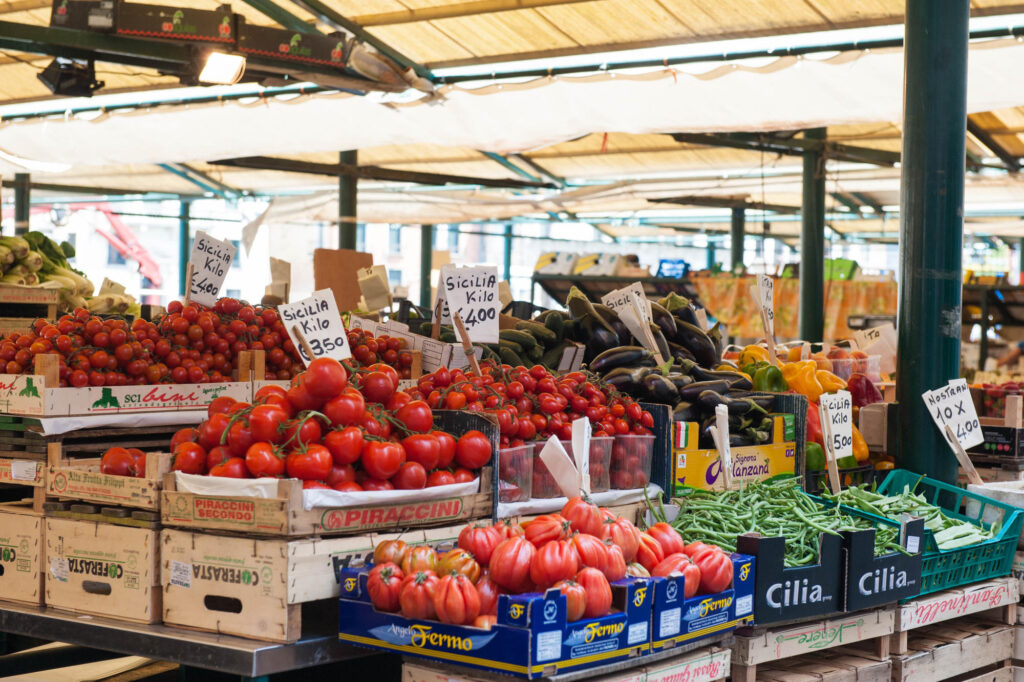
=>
[338,566,651,679]
[48,452,173,511]
[313,249,373,311]
[644,647,730,682]
[672,415,797,493]
[45,517,160,623]
[648,554,754,651]
[161,528,373,642]
[841,517,924,611]
[0,502,43,605]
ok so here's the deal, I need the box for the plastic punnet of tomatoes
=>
[530,437,612,496]
[609,434,655,490]
[498,444,533,502]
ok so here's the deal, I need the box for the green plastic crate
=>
[875,469,1023,595]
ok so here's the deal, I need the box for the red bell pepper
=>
[806,402,824,447]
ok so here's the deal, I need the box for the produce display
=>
[976,380,1022,418]
[362,496,731,627]
[652,477,910,567]
[0,232,94,305]
[98,446,148,477]
[821,482,995,550]
[164,357,491,490]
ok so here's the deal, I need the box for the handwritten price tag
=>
[99,277,126,295]
[279,289,352,363]
[189,230,236,307]
[757,274,774,337]
[601,282,651,321]
[441,265,499,344]
[923,378,983,450]
[820,390,854,461]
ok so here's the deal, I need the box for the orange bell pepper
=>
[851,424,869,463]
[816,370,847,394]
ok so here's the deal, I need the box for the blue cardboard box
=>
[649,553,755,650]
[336,566,652,679]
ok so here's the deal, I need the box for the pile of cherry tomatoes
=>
[364,496,734,628]
[164,357,493,491]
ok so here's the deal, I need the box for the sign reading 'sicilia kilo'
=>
[189,230,236,307]
[279,289,352,362]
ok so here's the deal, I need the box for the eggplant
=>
[566,286,617,336]
[699,420,754,448]
[675,321,718,368]
[722,391,775,410]
[591,304,632,346]
[673,401,699,422]
[581,316,620,362]
[648,323,671,365]
[590,346,654,374]
[687,366,753,390]
[650,301,678,340]
[641,373,679,403]
[664,372,695,392]
[698,390,773,416]
[677,379,733,402]
[674,306,700,328]
[707,321,725,360]
[603,366,654,396]
[668,341,697,364]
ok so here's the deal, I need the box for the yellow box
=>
[673,415,797,492]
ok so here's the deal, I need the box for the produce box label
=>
[319,499,465,531]
[896,577,1018,629]
[649,554,754,651]
[336,567,652,679]
[0,459,43,485]
[673,418,795,492]
[842,518,923,612]
[644,647,730,682]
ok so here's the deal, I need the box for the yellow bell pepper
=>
[783,361,823,402]
[738,345,769,368]
[816,370,847,394]
[852,424,869,463]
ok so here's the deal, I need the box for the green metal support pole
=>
[799,128,826,342]
[13,173,29,235]
[896,0,969,484]
[503,224,513,282]
[706,242,716,270]
[1018,238,1024,283]
[178,200,190,296]
[730,206,745,271]
[420,224,434,308]
[338,150,357,250]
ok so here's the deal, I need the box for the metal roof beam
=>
[352,0,590,26]
[210,155,557,189]
[239,0,318,32]
[0,178,202,198]
[512,154,566,187]
[849,191,885,215]
[649,194,802,214]
[671,132,901,167]
[158,163,242,199]
[479,151,543,183]
[830,192,862,213]
[967,119,1021,172]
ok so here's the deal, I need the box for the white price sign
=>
[819,390,854,461]
[279,289,352,363]
[441,265,499,344]
[757,274,774,336]
[601,282,651,321]
[922,378,983,450]
[189,230,236,306]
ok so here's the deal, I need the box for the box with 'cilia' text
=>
[336,564,651,679]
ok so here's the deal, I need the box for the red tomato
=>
[282,416,322,448]
[492,520,525,541]
[169,427,198,451]
[401,546,438,575]
[374,540,410,567]
[324,426,364,466]
[597,515,641,563]
[653,553,702,598]
[488,536,536,593]
[367,362,400,389]
[206,445,231,470]
[562,497,604,536]
[473,614,497,630]
[395,400,434,433]
[452,467,475,483]
[172,442,207,475]
[334,481,363,492]
[399,570,440,620]
[100,447,135,476]
[362,478,394,491]
[362,441,405,480]
[323,389,366,427]
[455,430,492,469]
[458,524,503,565]
[285,444,332,480]
[249,405,288,444]
[602,542,627,582]
[646,523,685,556]
[367,562,404,612]
[361,372,395,404]
[196,413,229,451]
[392,461,427,489]
[402,433,440,470]
[569,533,608,573]
[254,384,287,403]
[575,567,613,619]
[127,449,146,478]
[326,463,356,488]
[683,542,720,560]
[426,470,456,487]
[433,573,480,625]
[207,395,236,417]
[304,357,348,400]
[210,457,249,478]
[225,419,255,458]
[245,442,284,478]
[475,573,502,616]
[636,533,666,572]
[530,539,579,589]
[693,548,732,595]
[433,431,457,468]
[437,548,482,583]
[287,375,322,412]
[522,514,571,548]
[554,579,587,622]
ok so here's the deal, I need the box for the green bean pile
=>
[650,477,907,567]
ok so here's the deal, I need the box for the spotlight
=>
[198,51,246,85]
[36,58,104,97]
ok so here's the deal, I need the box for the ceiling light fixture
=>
[198,51,247,85]
[36,58,104,97]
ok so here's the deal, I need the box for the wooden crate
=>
[161,527,412,642]
[0,285,59,320]
[891,620,1013,681]
[0,501,43,605]
[746,648,891,682]
[47,452,173,511]
[45,517,160,624]
[0,419,183,461]
[643,646,730,682]
[730,607,894,682]
[890,577,1019,655]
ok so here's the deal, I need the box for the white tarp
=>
[3,38,1024,168]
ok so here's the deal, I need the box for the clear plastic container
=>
[828,355,881,381]
[498,444,533,503]
[531,437,614,497]
[610,434,655,490]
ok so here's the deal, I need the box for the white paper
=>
[694,308,708,331]
[498,281,513,308]
[440,265,500,344]
[757,275,775,337]
[922,378,984,450]
[710,404,732,488]
[189,230,236,306]
[538,435,579,498]
[36,410,205,435]
[50,557,68,582]
[170,560,192,588]
[279,289,352,363]
[601,282,650,321]
[571,418,592,495]
[99,277,126,295]
[10,460,37,481]
[433,273,451,326]
[358,265,392,311]
[819,390,854,461]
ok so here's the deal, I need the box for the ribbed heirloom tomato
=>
[401,546,437,575]
[597,514,641,562]
[488,536,535,593]
[373,540,409,567]
[693,548,732,595]
[530,539,579,588]
[458,524,503,565]
[522,514,571,548]
[399,571,439,620]
[474,574,502,616]
[636,533,666,572]
[554,579,587,622]
[652,553,702,598]
[437,548,481,583]
[574,567,613,619]
[433,573,481,625]
[602,542,627,582]
[562,497,604,536]
[646,522,685,556]
[367,562,404,612]
[569,533,608,573]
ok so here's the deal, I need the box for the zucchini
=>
[499,346,525,367]
[499,329,537,350]
[516,320,557,345]
[499,339,525,356]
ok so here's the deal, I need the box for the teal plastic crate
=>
[875,469,1023,595]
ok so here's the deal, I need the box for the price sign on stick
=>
[819,391,852,493]
[601,282,650,319]
[441,265,499,344]
[357,265,392,312]
[189,230,236,307]
[922,379,984,484]
[279,289,352,363]
[750,275,777,365]
[709,404,734,489]
[603,284,664,364]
